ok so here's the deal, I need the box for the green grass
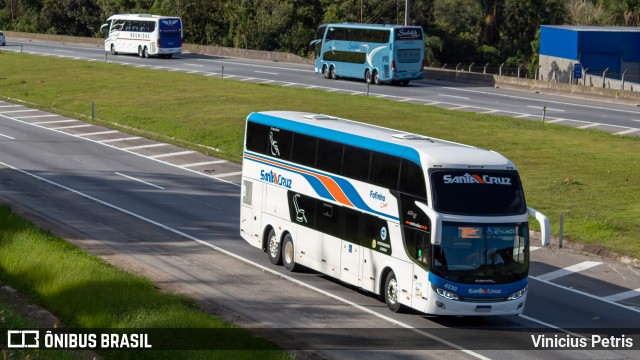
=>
[1,51,640,259]
[0,205,288,359]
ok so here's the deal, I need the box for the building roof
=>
[542,25,640,32]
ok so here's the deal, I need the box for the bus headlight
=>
[432,285,459,301]
[507,287,527,301]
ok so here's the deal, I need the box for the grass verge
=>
[1,50,639,259]
[0,204,289,359]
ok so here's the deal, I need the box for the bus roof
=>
[106,14,180,21]
[323,23,422,30]
[247,111,515,170]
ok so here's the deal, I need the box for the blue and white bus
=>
[240,111,550,316]
[101,14,182,58]
[310,23,425,85]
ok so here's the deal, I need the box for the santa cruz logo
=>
[468,288,502,295]
[260,169,292,189]
[443,173,512,185]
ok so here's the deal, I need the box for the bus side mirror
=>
[414,201,441,245]
[527,207,550,246]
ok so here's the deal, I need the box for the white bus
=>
[240,111,550,316]
[101,14,182,58]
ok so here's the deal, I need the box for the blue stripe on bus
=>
[429,272,528,299]
[245,151,399,221]
[247,112,422,166]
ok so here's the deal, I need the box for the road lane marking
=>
[51,124,93,130]
[536,261,602,282]
[13,114,60,119]
[184,63,203,67]
[181,160,227,168]
[527,105,565,112]
[545,118,567,123]
[76,130,119,136]
[0,133,15,140]
[613,128,640,135]
[0,105,21,108]
[530,246,541,252]
[481,109,499,114]
[122,143,170,150]
[115,172,165,189]
[603,288,640,302]
[437,94,470,100]
[577,123,600,129]
[148,151,196,159]
[33,119,77,125]
[0,160,492,360]
[254,71,278,75]
[0,109,38,114]
[210,171,242,178]
[99,136,142,143]
[515,113,534,118]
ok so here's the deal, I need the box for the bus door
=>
[400,194,432,311]
[240,179,264,248]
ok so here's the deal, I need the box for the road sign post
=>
[574,64,583,83]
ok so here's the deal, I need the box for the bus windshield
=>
[432,222,529,284]
[430,170,526,216]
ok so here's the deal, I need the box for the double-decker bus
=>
[101,14,182,58]
[310,23,425,85]
[240,111,550,316]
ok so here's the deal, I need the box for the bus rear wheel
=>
[110,44,117,55]
[324,66,331,79]
[143,46,149,58]
[373,71,381,85]
[267,229,282,265]
[385,271,402,313]
[282,234,296,272]
[138,46,144,57]
[330,66,337,79]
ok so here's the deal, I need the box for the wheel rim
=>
[268,234,279,258]
[284,240,293,264]
[387,277,398,305]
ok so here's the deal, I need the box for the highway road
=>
[2,37,640,136]
[0,102,639,359]
[1,38,640,359]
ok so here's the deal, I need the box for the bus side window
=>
[404,227,429,267]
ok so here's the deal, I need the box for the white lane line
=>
[602,288,640,302]
[613,128,640,135]
[450,105,469,110]
[424,101,441,106]
[0,160,492,360]
[545,118,567,124]
[99,136,142,143]
[437,94,470,100]
[204,73,218,77]
[184,63,204,67]
[13,114,60,119]
[33,119,77,125]
[0,109,38,114]
[76,130,119,137]
[0,133,15,140]
[262,80,275,84]
[281,82,296,87]
[577,123,600,129]
[0,105,20,108]
[122,143,170,150]
[515,113,533,118]
[633,119,640,122]
[481,109,499,114]
[51,124,93,130]
[181,160,227,168]
[115,172,165,190]
[527,105,565,112]
[398,98,412,102]
[148,151,196,159]
[536,261,602,282]
[210,171,242,178]
[530,246,541,252]
[255,71,278,75]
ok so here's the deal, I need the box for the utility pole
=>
[405,0,410,25]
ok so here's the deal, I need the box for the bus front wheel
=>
[385,271,401,313]
[282,234,296,272]
[267,229,282,265]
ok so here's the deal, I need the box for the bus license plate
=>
[475,305,492,313]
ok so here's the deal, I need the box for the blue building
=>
[539,25,640,84]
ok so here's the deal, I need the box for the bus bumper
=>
[425,288,527,316]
